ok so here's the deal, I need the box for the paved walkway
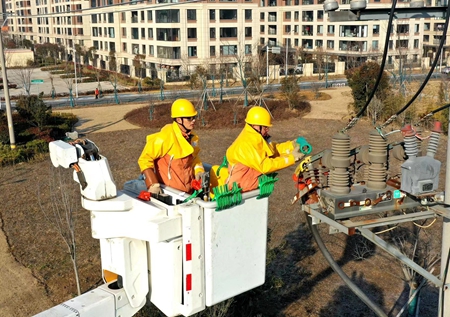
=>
[56,103,146,135]
[0,67,126,99]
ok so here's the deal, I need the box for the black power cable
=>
[305,212,388,317]
[380,4,450,129]
[341,0,398,133]
[415,103,450,126]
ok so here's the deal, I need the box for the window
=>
[122,42,127,53]
[210,9,215,20]
[147,10,153,20]
[317,10,324,19]
[327,25,334,34]
[327,40,334,49]
[141,28,145,38]
[245,9,251,20]
[414,39,419,48]
[220,45,237,55]
[148,28,153,38]
[210,46,216,56]
[414,24,419,33]
[156,9,180,23]
[245,44,251,54]
[294,11,299,20]
[188,28,197,39]
[150,45,154,55]
[188,46,197,57]
[372,40,378,50]
[260,25,265,32]
[210,28,216,38]
[389,40,393,50]
[373,25,379,35]
[260,12,264,20]
[219,9,237,20]
[245,27,252,37]
[122,27,126,37]
[285,12,291,19]
[109,27,115,38]
[187,9,196,20]
[220,27,238,38]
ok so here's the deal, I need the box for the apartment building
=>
[3,0,450,79]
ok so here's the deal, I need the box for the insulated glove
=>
[293,151,305,162]
[148,183,162,195]
[292,141,300,154]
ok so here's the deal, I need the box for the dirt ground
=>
[0,86,443,316]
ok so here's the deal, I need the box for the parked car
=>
[294,64,303,74]
[441,66,450,74]
[0,79,17,89]
[279,68,295,75]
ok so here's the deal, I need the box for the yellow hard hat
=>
[171,99,197,118]
[245,107,272,127]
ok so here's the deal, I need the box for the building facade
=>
[3,0,450,79]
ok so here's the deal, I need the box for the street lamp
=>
[0,17,15,149]
[72,47,78,98]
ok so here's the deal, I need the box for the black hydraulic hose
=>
[305,212,388,317]
[341,0,398,133]
[380,4,450,129]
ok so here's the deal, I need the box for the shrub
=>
[15,94,52,131]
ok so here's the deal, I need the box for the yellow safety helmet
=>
[171,99,197,118]
[245,107,272,127]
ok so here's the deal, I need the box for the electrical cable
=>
[305,211,388,317]
[412,217,436,229]
[380,4,450,130]
[340,0,398,133]
[414,103,450,126]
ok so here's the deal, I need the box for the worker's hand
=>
[195,172,202,181]
[148,183,162,195]
[292,141,300,154]
[293,151,305,162]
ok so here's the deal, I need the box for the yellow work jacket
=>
[226,124,295,192]
[138,122,204,193]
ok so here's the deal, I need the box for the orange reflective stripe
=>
[156,153,195,193]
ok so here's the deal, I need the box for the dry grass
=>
[125,99,311,130]
[0,86,445,316]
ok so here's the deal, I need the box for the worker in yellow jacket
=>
[226,107,303,192]
[138,99,205,194]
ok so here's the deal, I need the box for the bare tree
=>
[366,96,384,125]
[38,165,82,296]
[108,50,120,104]
[12,66,33,96]
[133,53,146,92]
[386,219,440,316]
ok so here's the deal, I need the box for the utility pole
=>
[439,109,450,316]
[0,18,15,149]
